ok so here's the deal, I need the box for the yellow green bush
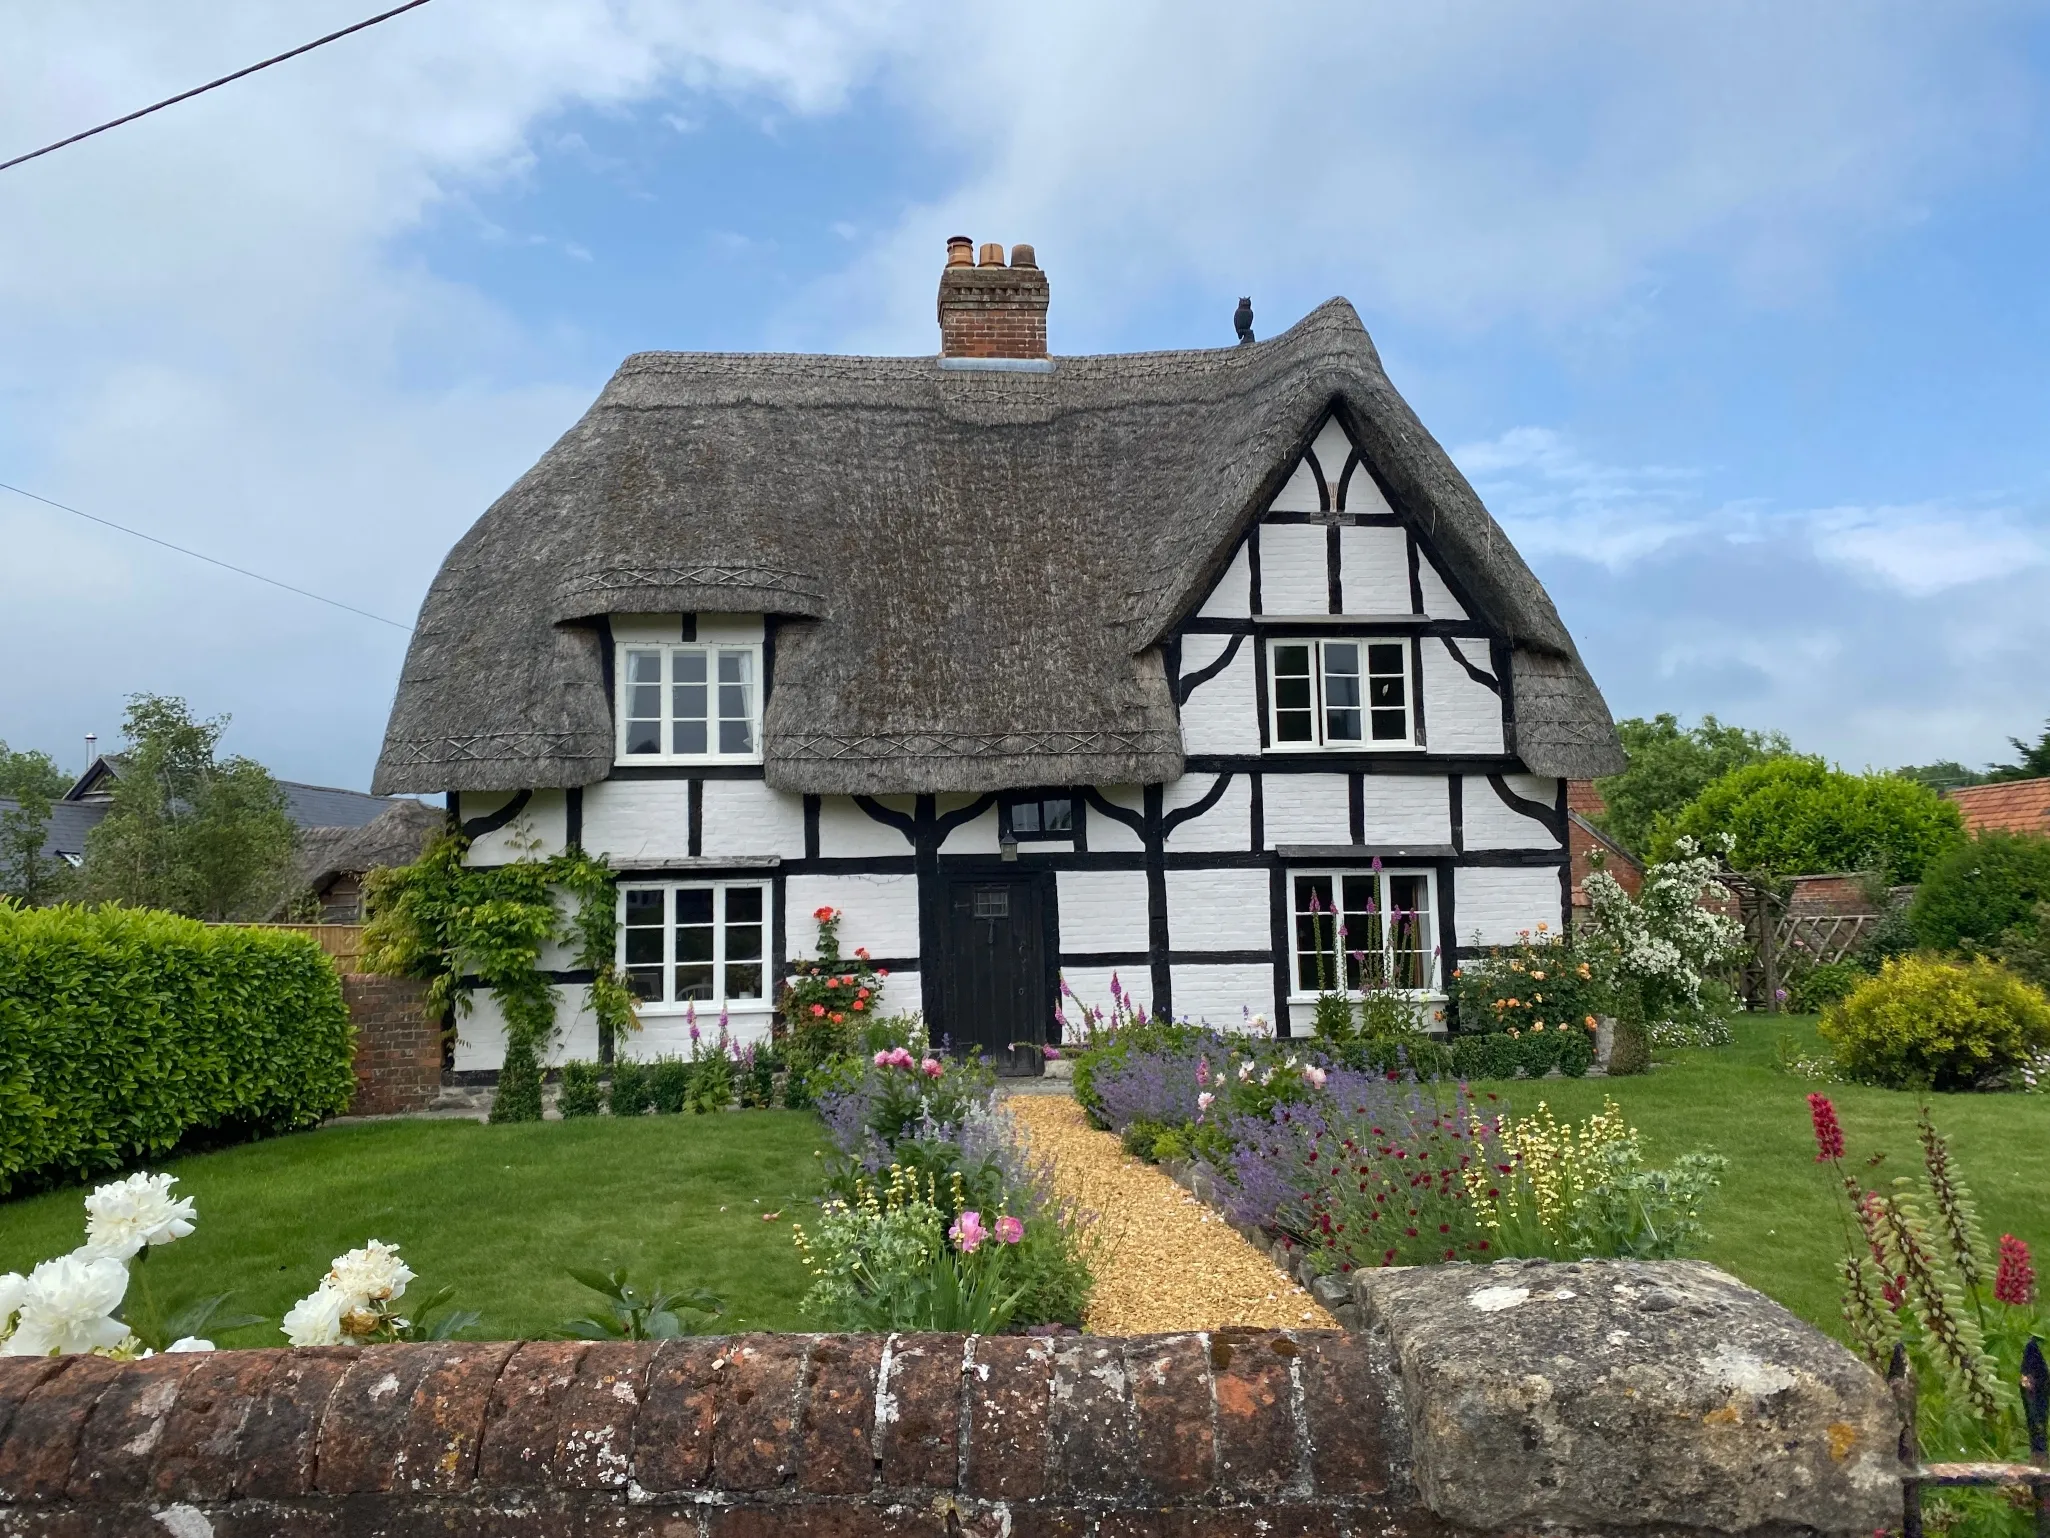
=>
[1821,956,2050,1091]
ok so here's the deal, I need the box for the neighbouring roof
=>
[295,799,447,893]
[375,298,1626,797]
[0,797,103,862]
[64,755,401,831]
[1947,777,2050,837]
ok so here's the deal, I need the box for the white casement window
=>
[1289,868,1438,995]
[1268,638,1413,748]
[617,643,761,763]
[619,882,769,1007]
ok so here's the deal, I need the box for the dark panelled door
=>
[941,875,1048,1056]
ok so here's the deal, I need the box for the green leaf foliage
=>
[0,903,355,1193]
[1594,713,1791,857]
[1821,956,2050,1092]
[1910,832,2050,952]
[1658,757,1964,882]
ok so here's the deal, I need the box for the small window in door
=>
[973,889,1010,919]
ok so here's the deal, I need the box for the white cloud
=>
[1451,426,1708,568]
[1807,503,2050,596]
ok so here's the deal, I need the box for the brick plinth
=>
[341,974,442,1116]
[0,1333,1420,1536]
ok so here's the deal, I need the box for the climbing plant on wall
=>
[362,829,637,1122]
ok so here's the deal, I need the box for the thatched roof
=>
[294,799,445,891]
[375,299,1624,796]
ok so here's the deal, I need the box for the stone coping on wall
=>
[0,1262,1900,1538]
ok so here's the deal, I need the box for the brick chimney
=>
[937,237,1048,359]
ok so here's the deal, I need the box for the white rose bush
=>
[1582,836,1746,1048]
[0,1171,251,1357]
[282,1239,475,1346]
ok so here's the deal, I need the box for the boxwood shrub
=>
[1821,955,2050,1091]
[0,903,355,1193]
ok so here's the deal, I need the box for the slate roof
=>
[374,298,1626,797]
[1947,778,2050,837]
[64,755,400,832]
[0,798,103,862]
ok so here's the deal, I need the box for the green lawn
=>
[1467,1014,2050,1333]
[0,1112,830,1345]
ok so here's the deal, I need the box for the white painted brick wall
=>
[1461,775,1562,850]
[1088,787,1147,852]
[1179,635,1260,755]
[1455,865,1566,944]
[623,1006,776,1059]
[1056,869,1150,952]
[1337,524,1410,612]
[818,796,914,857]
[939,796,1000,854]
[453,984,598,1071]
[1359,776,1453,845]
[788,872,921,958]
[1058,966,1154,1027]
[466,789,568,863]
[1165,867,1270,950]
[1424,642,1504,755]
[700,779,806,857]
[1417,555,1467,618]
[580,781,690,864]
[1162,773,1252,851]
[1259,523,1328,614]
[1197,544,1252,618]
[1262,773,1350,846]
[1171,964,1277,1029]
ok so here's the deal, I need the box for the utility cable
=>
[0,0,435,174]
[0,479,413,632]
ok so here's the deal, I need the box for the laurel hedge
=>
[0,904,355,1194]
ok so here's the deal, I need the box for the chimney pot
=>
[978,242,1005,267]
[1009,243,1036,268]
[937,238,1050,360]
[946,235,974,267]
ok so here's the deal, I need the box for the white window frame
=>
[615,640,764,765]
[1287,866,1440,1000]
[1265,636,1417,751]
[617,880,772,1011]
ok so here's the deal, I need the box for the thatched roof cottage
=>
[376,238,1624,1072]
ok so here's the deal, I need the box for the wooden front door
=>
[939,873,1051,1060]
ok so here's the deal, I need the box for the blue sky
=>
[2,1,2048,789]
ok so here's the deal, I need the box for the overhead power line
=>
[0,0,435,174]
[0,479,413,632]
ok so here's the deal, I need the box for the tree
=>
[1893,760,1986,792]
[1986,719,2050,783]
[1908,832,2050,952]
[0,741,72,905]
[74,695,298,921]
[1657,757,1964,883]
[1592,714,1792,857]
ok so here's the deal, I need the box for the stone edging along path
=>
[1002,1095,1334,1333]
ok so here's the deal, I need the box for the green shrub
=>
[607,1059,652,1117]
[648,1057,693,1114]
[1120,1119,1172,1160]
[1788,959,1866,1014]
[1910,832,2050,953]
[1821,956,2050,1091]
[1658,757,1964,882]
[1450,1032,1521,1081]
[0,903,355,1193]
[557,1060,603,1118]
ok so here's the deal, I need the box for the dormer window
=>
[616,629,763,764]
[1269,638,1413,749]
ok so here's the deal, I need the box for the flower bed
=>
[797,1041,1092,1332]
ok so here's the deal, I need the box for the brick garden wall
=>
[341,974,441,1117]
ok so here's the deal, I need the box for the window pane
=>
[1011,801,1040,833]
[1371,710,1408,741]
[1293,874,1338,991]
[624,928,664,966]
[1322,643,1362,742]
[1390,873,1433,988]
[675,651,708,684]
[625,719,661,754]
[672,648,708,756]
[674,888,713,924]
[1273,644,1315,742]
[675,964,715,1001]
[676,924,714,963]
[719,717,753,755]
[674,719,708,754]
[626,967,665,1002]
[625,889,665,923]
[675,888,714,985]
[724,962,763,1000]
[628,650,663,684]
[1367,643,1405,676]
[1043,798,1073,832]
[623,888,666,997]
[1340,873,1383,989]
[726,886,763,923]
[716,650,754,755]
[629,684,662,719]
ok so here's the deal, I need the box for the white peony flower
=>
[81,1172,197,1259]
[0,1271,26,1324]
[326,1240,412,1304]
[2,1254,130,1356]
[282,1284,351,1347]
[166,1337,215,1353]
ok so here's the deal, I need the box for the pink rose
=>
[921,1058,943,1078]
[994,1216,1023,1245]
[873,1050,890,1067]
[950,1210,988,1253]
[811,1004,826,1018]
[888,1046,914,1068]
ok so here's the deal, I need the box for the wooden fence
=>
[213,922,366,972]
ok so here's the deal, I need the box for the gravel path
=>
[1006,1095,1334,1334]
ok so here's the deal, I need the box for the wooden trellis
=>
[1714,875,1878,1011]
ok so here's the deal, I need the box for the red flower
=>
[1806,1093,1844,1162]
[812,906,838,922]
[830,1012,845,1025]
[1995,1234,2037,1306]
[810,1004,826,1018]
[855,946,871,960]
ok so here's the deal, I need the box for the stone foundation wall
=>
[341,974,442,1117]
[0,1263,1901,1538]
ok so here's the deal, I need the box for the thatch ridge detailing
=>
[374,299,1624,794]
